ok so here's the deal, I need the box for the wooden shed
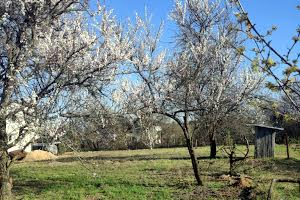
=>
[249,124,284,158]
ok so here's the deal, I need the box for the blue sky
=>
[240,0,299,60]
[103,0,299,55]
[104,0,175,46]
[99,0,299,84]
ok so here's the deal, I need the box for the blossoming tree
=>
[0,0,136,198]
[119,0,261,185]
[172,0,262,158]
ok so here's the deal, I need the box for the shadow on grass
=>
[264,158,300,174]
[55,155,191,163]
[54,154,229,163]
[12,174,189,199]
[242,157,300,175]
[13,179,68,197]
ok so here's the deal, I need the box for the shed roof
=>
[247,124,284,131]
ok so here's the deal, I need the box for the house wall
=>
[6,103,37,153]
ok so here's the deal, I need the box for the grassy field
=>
[11,145,300,200]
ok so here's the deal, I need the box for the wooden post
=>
[285,132,290,159]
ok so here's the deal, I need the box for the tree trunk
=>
[157,110,203,186]
[180,125,203,186]
[0,52,17,200]
[0,114,13,200]
[209,136,217,158]
[186,138,203,185]
[181,110,203,186]
[0,152,13,200]
[229,152,233,176]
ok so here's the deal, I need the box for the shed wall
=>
[255,127,275,158]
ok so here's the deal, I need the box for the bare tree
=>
[221,135,249,176]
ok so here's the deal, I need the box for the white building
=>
[6,103,38,153]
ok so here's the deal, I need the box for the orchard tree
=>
[171,0,261,158]
[116,0,260,185]
[0,0,136,199]
[230,0,300,115]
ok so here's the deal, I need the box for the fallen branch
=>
[267,178,300,200]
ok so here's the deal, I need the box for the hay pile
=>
[23,150,56,161]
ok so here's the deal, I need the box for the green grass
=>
[11,145,300,199]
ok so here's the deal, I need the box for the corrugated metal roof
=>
[246,124,284,131]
